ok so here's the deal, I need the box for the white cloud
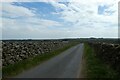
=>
[1,0,119,39]
[2,17,64,39]
[50,0,118,23]
[1,2,35,18]
[49,0,118,38]
[1,2,63,39]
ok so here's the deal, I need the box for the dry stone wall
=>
[0,41,2,70]
[88,42,120,75]
[2,40,69,67]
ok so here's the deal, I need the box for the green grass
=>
[84,43,118,78]
[2,42,79,78]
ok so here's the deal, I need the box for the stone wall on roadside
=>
[2,40,69,67]
[88,42,120,75]
[0,41,2,70]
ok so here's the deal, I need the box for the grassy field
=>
[3,42,79,78]
[84,43,118,78]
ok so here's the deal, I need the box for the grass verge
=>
[84,43,118,78]
[3,42,79,78]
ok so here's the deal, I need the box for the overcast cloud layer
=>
[1,0,119,39]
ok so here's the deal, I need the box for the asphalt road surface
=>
[15,43,84,78]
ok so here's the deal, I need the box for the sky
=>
[1,0,119,39]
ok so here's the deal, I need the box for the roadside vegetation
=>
[3,42,79,78]
[84,43,119,78]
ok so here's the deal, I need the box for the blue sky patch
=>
[98,4,115,15]
[11,2,63,22]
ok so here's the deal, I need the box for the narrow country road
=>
[15,43,84,78]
